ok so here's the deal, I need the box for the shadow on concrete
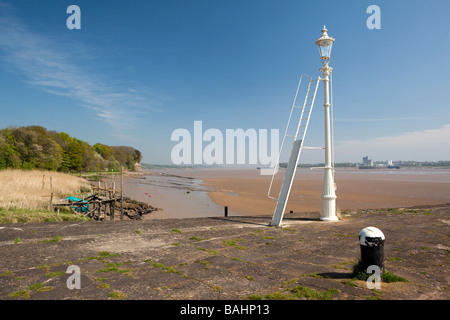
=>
[209,216,271,227]
[318,272,353,280]
[283,217,319,222]
[209,211,320,227]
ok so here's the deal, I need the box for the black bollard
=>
[358,227,385,275]
[224,206,228,217]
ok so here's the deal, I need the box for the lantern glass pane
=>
[319,41,332,60]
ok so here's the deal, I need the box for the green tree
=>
[59,149,71,172]
[1,128,21,169]
[93,143,113,160]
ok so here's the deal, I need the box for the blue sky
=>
[0,0,449,164]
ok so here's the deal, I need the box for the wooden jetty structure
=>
[49,173,125,221]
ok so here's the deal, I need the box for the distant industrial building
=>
[362,156,374,168]
[359,156,400,169]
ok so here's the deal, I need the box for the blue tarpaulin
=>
[65,196,89,213]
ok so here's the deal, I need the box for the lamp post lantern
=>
[316,26,338,221]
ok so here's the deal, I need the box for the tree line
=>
[0,126,142,172]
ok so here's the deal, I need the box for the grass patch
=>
[211,286,222,293]
[41,236,63,243]
[95,277,107,282]
[333,260,355,270]
[248,286,339,300]
[45,271,65,277]
[98,251,121,258]
[281,278,298,286]
[197,261,212,267]
[197,247,218,255]
[0,207,91,224]
[108,291,127,300]
[290,285,339,300]
[223,239,247,250]
[171,228,182,233]
[189,236,208,242]
[351,261,372,281]
[26,283,44,290]
[248,292,296,300]
[7,289,30,298]
[388,257,404,262]
[151,262,182,275]
[385,208,404,215]
[342,279,357,287]
[365,289,384,300]
[37,286,54,292]
[351,261,409,283]
[96,263,132,275]
[382,271,409,283]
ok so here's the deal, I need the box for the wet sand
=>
[127,167,450,219]
[118,172,226,219]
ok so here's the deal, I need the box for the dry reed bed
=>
[0,169,91,210]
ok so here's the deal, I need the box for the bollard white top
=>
[359,227,385,246]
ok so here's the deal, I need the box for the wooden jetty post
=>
[49,176,53,211]
[111,182,116,221]
[120,171,124,220]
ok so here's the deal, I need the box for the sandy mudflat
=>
[118,171,226,219]
[157,167,450,218]
[114,167,450,219]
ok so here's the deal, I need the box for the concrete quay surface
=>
[0,204,448,302]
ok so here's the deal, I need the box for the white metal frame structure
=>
[269,74,321,226]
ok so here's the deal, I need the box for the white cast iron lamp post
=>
[316,26,338,221]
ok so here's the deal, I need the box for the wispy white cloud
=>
[0,3,161,141]
[334,117,441,123]
[335,124,450,162]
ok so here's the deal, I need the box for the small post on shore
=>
[49,176,53,211]
[97,199,101,220]
[112,182,116,221]
[224,206,228,217]
[120,170,124,220]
